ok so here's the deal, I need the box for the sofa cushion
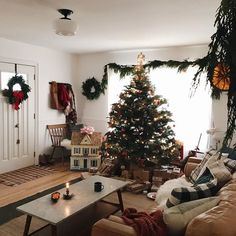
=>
[166,178,218,208]
[155,176,192,208]
[185,191,236,236]
[108,215,126,225]
[195,168,213,185]
[220,146,236,160]
[205,159,232,186]
[184,162,199,178]
[188,151,218,183]
[92,218,137,236]
[163,197,220,234]
[194,153,220,182]
[223,158,236,173]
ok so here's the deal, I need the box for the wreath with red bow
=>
[2,75,31,110]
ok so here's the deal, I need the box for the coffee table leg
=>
[117,189,124,212]
[51,225,57,236]
[23,215,32,236]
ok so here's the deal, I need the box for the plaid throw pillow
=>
[223,158,236,173]
[188,152,212,183]
[188,150,220,183]
[208,160,232,185]
[166,178,218,208]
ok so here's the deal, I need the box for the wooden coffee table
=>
[17,175,130,236]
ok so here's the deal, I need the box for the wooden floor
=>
[0,192,157,236]
[0,162,82,207]
[0,162,158,235]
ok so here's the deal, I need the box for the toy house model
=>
[70,131,102,170]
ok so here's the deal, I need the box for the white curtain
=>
[108,67,212,156]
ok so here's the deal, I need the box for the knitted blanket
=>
[121,208,167,236]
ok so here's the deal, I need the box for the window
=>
[91,148,96,154]
[74,159,79,167]
[108,67,211,156]
[74,148,79,154]
[83,148,89,155]
[91,160,97,167]
[108,69,130,112]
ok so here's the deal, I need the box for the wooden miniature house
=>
[70,131,102,170]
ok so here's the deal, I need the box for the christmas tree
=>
[102,53,179,167]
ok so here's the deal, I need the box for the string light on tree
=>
[101,53,180,167]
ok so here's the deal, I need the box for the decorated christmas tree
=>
[101,53,179,167]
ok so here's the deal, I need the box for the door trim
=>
[0,57,39,165]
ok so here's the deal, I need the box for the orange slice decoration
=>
[212,64,230,91]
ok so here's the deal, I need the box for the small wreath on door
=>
[82,77,102,100]
[2,75,31,110]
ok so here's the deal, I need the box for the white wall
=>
[0,38,79,160]
[77,45,229,151]
[0,38,228,161]
[210,92,228,149]
[77,45,208,132]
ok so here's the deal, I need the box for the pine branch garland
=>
[83,0,236,148]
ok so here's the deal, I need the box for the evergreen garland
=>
[194,0,236,147]
[100,65,108,94]
[102,63,180,166]
[82,0,236,147]
[101,0,236,148]
[105,57,209,78]
[88,58,207,100]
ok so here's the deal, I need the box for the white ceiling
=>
[0,0,221,54]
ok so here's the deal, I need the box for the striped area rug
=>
[0,166,57,187]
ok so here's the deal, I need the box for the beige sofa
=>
[92,157,236,236]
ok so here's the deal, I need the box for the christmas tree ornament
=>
[101,53,179,167]
[154,99,160,105]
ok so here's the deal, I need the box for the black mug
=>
[94,182,104,192]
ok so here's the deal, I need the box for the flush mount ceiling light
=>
[54,9,77,36]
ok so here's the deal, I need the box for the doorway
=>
[0,62,36,174]
[84,159,88,169]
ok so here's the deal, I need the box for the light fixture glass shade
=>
[54,19,77,36]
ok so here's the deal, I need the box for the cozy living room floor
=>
[0,160,157,235]
[0,161,81,207]
[0,190,157,236]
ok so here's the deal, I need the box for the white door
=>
[0,62,35,174]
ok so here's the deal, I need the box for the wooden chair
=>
[47,124,68,164]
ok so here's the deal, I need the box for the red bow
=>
[12,91,24,110]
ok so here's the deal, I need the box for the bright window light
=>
[108,67,211,156]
